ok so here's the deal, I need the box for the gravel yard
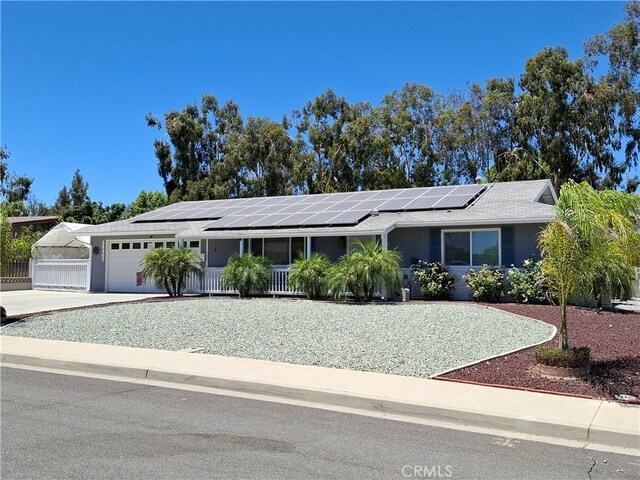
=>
[1,298,554,378]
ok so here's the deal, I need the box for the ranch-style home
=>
[34,179,557,299]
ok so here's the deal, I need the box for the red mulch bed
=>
[440,303,640,401]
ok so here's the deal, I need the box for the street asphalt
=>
[1,367,638,480]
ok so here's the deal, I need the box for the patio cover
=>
[32,222,91,256]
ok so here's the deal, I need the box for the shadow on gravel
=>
[588,356,640,399]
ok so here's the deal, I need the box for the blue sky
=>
[2,1,633,206]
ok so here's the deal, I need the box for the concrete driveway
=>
[0,290,163,317]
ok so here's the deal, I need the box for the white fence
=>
[32,259,90,290]
[187,267,299,295]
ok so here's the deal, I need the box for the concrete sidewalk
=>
[0,290,162,317]
[1,336,638,455]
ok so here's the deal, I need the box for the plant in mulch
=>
[288,253,331,300]
[221,253,272,298]
[507,257,550,304]
[139,247,204,297]
[463,265,504,303]
[535,347,591,368]
[539,180,640,351]
[411,261,455,300]
[327,241,402,302]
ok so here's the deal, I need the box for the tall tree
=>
[585,0,640,192]
[125,190,168,219]
[377,83,439,186]
[146,94,243,202]
[516,47,621,192]
[225,117,302,197]
[0,146,33,205]
[292,89,357,193]
[70,169,89,206]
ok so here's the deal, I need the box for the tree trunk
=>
[558,300,569,350]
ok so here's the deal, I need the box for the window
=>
[154,241,164,248]
[189,240,200,249]
[121,242,130,250]
[250,239,262,256]
[132,242,141,249]
[111,243,120,250]
[264,238,289,265]
[291,237,305,261]
[443,229,500,267]
[166,241,176,248]
[143,242,153,249]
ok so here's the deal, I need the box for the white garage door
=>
[107,239,176,293]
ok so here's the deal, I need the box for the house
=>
[8,216,58,236]
[61,179,556,299]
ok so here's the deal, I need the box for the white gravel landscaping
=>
[1,298,555,377]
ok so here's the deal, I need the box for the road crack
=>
[582,445,597,480]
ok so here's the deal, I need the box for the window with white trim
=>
[442,229,500,267]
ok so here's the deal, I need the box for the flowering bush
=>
[508,257,550,304]
[410,261,455,300]
[463,265,504,303]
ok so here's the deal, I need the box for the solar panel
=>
[377,198,412,211]
[248,215,292,228]
[327,210,370,224]
[298,212,341,225]
[433,194,477,209]
[136,184,488,228]
[403,197,439,210]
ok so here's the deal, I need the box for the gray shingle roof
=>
[77,180,556,238]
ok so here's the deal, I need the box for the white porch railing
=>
[32,259,90,290]
[186,267,300,296]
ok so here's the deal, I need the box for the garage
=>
[106,239,176,293]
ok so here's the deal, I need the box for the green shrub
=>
[508,257,550,304]
[411,261,454,300]
[535,347,591,368]
[139,247,204,297]
[328,241,402,302]
[221,253,271,298]
[288,253,331,299]
[463,265,504,303]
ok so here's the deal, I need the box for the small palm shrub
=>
[328,241,402,302]
[410,261,454,300]
[463,265,504,303]
[288,253,331,299]
[508,257,550,304]
[221,253,271,298]
[139,247,203,297]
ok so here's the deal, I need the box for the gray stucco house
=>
[57,179,556,299]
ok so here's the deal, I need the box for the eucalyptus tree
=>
[224,117,303,197]
[292,89,357,193]
[377,83,439,186]
[517,47,624,193]
[146,94,243,201]
[585,0,640,192]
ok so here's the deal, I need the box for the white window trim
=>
[441,228,502,267]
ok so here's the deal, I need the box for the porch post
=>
[381,232,389,301]
[239,238,244,256]
[306,236,312,259]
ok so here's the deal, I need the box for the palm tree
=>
[139,247,203,297]
[288,253,331,299]
[328,241,403,301]
[538,181,640,350]
[221,253,272,298]
[171,247,204,296]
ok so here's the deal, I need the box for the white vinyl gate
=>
[32,259,90,290]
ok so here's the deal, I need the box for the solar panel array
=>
[132,184,486,230]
